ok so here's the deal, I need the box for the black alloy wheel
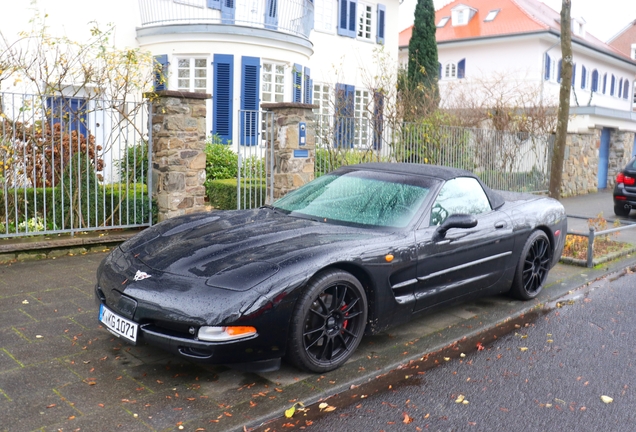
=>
[287,270,368,373]
[510,230,551,300]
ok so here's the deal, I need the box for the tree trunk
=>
[549,0,572,199]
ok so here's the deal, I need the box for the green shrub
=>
[205,139,238,181]
[0,182,155,233]
[315,148,387,176]
[207,178,266,210]
[116,143,149,184]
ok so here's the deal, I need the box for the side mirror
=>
[433,214,478,241]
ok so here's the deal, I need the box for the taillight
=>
[617,172,636,186]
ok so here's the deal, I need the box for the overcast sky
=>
[399,0,636,43]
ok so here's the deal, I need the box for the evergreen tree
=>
[407,0,439,109]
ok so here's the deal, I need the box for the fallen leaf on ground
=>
[601,395,613,404]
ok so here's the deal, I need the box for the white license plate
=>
[99,304,138,343]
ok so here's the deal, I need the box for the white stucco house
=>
[1,0,399,146]
[399,0,636,190]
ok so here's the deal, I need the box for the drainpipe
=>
[540,38,561,106]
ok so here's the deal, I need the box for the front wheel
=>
[509,230,551,300]
[286,270,368,373]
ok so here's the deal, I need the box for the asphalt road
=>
[308,266,636,431]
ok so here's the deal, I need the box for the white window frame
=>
[549,58,556,82]
[354,88,371,147]
[357,2,374,41]
[444,62,457,79]
[176,57,208,93]
[261,61,286,104]
[313,82,332,116]
[631,44,636,60]
[484,9,499,22]
[314,0,336,34]
[437,17,450,28]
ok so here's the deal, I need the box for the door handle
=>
[495,221,506,229]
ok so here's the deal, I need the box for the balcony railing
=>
[138,0,314,39]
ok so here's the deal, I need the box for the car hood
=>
[126,208,385,282]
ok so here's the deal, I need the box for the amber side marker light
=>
[385,254,394,262]
[198,326,257,342]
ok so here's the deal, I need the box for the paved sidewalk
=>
[0,191,634,432]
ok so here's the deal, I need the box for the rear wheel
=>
[510,231,551,300]
[286,270,367,373]
[614,204,631,217]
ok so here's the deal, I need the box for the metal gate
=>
[0,92,153,238]
[236,109,275,209]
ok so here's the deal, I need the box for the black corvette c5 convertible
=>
[96,163,566,373]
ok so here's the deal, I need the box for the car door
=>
[413,177,515,313]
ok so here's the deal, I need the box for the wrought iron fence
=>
[314,114,554,193]
[235,110,275,209]
[138,0,314,39]
[0,92,153,238]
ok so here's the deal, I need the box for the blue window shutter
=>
[265,0,278,30]
[47,97,88,137]
[303,67,312,104]
[338,0,348,36]
[581,66,586,89]
[240,56,260,146]
[457,59,466,79]
[438,62,442,79]
[557,59,562,83]
[221,0,235,24]
[373,90,384,150]
[348,0,357,35]
[376,4,386,44]
[624,80,630,100]
[213,54,234,144]
[153,54,169,91]
[335,83,354,148]
[544,54,550,81]
[207,0,221,9]
[571,63,576,87]
[619,78,624,98]
[338,0,356,38]
[69,98,88,137]
[591,70,598,92]
[603,73,607,94]
[611,75,616,95]
[292,63,302,103]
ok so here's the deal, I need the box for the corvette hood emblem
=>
[133,270,152,281]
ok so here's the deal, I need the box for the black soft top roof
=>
[340,163,505,210]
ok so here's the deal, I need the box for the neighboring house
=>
[608,20,636,74]
[1,0,399,147]
[399,0,636,192]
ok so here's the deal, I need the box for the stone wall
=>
[261,102,317,199]
[561,129,635,197]
[150,91,210,221]
[561,131,599,197]
[607,130,634,189]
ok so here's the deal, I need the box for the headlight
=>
[197,326,257,342]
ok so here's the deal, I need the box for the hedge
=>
[0,183,154,231]
[207,178,267,210]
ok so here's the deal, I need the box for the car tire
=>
[286,269,368,373]
[614,204,631,217]
[509,230,551,300]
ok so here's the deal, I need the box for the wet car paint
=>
[95,163,567,370]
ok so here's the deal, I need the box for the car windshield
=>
[272,170,434,228]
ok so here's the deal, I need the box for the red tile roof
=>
[399,0,627,59]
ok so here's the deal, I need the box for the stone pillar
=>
[150,91,210,221]
[261,102,317,199]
